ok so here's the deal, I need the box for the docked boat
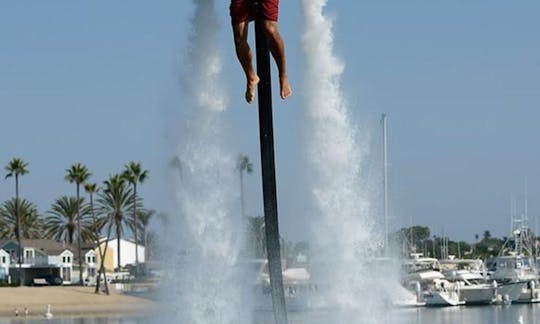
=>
[485,207,540,303]
[490,253,540,303]
[423,278,464,306]
[440,259,496,305]
[401,254,462,306]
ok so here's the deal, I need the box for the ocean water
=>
[254,305,540,324]
[4,305,539,324]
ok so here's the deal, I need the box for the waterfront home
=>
[0,249,10,281]
[0,239,97,286]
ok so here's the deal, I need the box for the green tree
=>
[44,196,94,244]
[122,162,148,272]
[236,154,253,217]
[97,174,135,272]
[390,226,431,255]
[65,163,91,285]
[0,198,42,240]
[4,157,29,286]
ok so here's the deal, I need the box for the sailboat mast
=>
[382,113,389,255]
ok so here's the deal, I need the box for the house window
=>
[1,256,5,264]
[24,249,34,263]
[63,256,71,263]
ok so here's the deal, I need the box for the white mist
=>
[301,0,389,322]
[162,1,251,323]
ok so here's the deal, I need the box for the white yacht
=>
[485,205,540,303]
[402,254,463,307]
[490,253,540,303]
[423,278,464,307]
[440,259,496,305]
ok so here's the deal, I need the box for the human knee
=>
[234,37,249,51]
[262,20,279,36]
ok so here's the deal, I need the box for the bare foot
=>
[245,75,260,103]
[280,75,292,100]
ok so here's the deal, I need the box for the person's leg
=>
[233,22,260,103]
[263,20,292,100]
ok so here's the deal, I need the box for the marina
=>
[1,0,538,323]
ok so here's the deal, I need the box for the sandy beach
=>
[0,286,159,319]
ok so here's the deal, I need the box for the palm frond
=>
[44,196,95,244]
[0,198,42,239]
[4,158,29,178]
[65,163,91,184]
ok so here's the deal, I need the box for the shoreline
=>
[0,286,159,320]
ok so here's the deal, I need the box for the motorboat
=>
[440,258,495,305]
[401,254,459,306]
[423,278,464,307]
[490,254,540,303]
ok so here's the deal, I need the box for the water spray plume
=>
[301,0,389,320]
[162,1,251,323]
[186,0,228,112]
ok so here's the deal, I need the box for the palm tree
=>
[97,174,135,272]
[4,157,29,286]
[236,154,253,217]
[0,198,42,240]
[137,209,155,264]
[84,183,111,295]
[84,183,101,238]
[43,196,94,244]
[65,163,91,285]
[122,162,148,272]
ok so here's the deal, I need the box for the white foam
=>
[301,0,388,321]
[163,1,250,323]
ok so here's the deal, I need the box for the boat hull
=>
[497,282,528,303]
[460,285,494,305]
[424,291,464,307]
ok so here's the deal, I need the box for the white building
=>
[97,238,145,271]
[49,249,74,284]
[0,249,10,281]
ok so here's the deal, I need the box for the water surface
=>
[4,305,539,324]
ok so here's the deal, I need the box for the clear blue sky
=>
[1,1,539,242]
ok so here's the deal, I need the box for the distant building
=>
[0,249,10,281]
[0,239,97,286]
[95,238,145,272]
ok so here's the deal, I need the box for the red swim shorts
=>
[230,0,279,24]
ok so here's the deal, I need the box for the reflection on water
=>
[3,305,540,324]
[1,316,149,324]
